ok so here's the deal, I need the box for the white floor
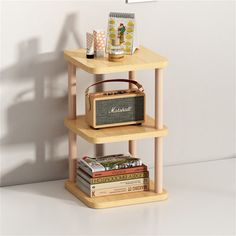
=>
[0,158,235,236]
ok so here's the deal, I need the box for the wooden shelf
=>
[64,115,168,144]
[64,45,169,207]
[65,180,168,209]
[64,46,168,74]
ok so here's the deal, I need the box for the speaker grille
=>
[96,96,144,125]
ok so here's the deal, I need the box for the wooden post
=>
[68,63,77,182]
[128,71,136,156]
[68,131,77,182]
[154,69,163,193]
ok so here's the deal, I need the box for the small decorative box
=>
[93,30,106,57]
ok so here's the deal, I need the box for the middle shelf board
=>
[64,115,168,144]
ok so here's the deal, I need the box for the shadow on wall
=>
[0,13,86,186]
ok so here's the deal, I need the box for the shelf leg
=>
[68,131,77,182]
[155,68,163,193]
[68,62,77,182]
[95,74,105,157]
[128,71,136,156]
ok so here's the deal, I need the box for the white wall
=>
[0,1,235,186]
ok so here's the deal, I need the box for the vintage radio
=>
[85,79,145,128]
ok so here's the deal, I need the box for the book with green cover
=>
[77,168,149,184]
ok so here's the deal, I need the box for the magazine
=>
[106,12,138,54]
[79,153,142,176]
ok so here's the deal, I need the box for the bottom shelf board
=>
[65,180,168,209]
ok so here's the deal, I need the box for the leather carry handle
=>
[85,79,144,95]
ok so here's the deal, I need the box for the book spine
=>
[92,165,147,178]
[77,168,91,183]
[77,175,149,190]
[81,157,106,172]
[92,184,149,197]
[77,181,149,197]
[77,169,149,184]
[78,160,93,176]
[92,171,149,184]
[76,181,91,196]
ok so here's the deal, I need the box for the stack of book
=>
[76,154,149,197]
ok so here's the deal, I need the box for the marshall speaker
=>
[85,79,145,128]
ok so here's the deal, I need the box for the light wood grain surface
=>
[64,115,168,144]
[155,69,164,193]
[64,46,168,74]
[68,63,77,182]
[65,180,168,209]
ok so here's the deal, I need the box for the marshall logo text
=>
[108,106,132,114]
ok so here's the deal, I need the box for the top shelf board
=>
[64,46,168,74]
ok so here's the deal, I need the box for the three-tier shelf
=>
[64,46,168,208]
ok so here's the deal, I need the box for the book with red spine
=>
[78,163,147,178]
